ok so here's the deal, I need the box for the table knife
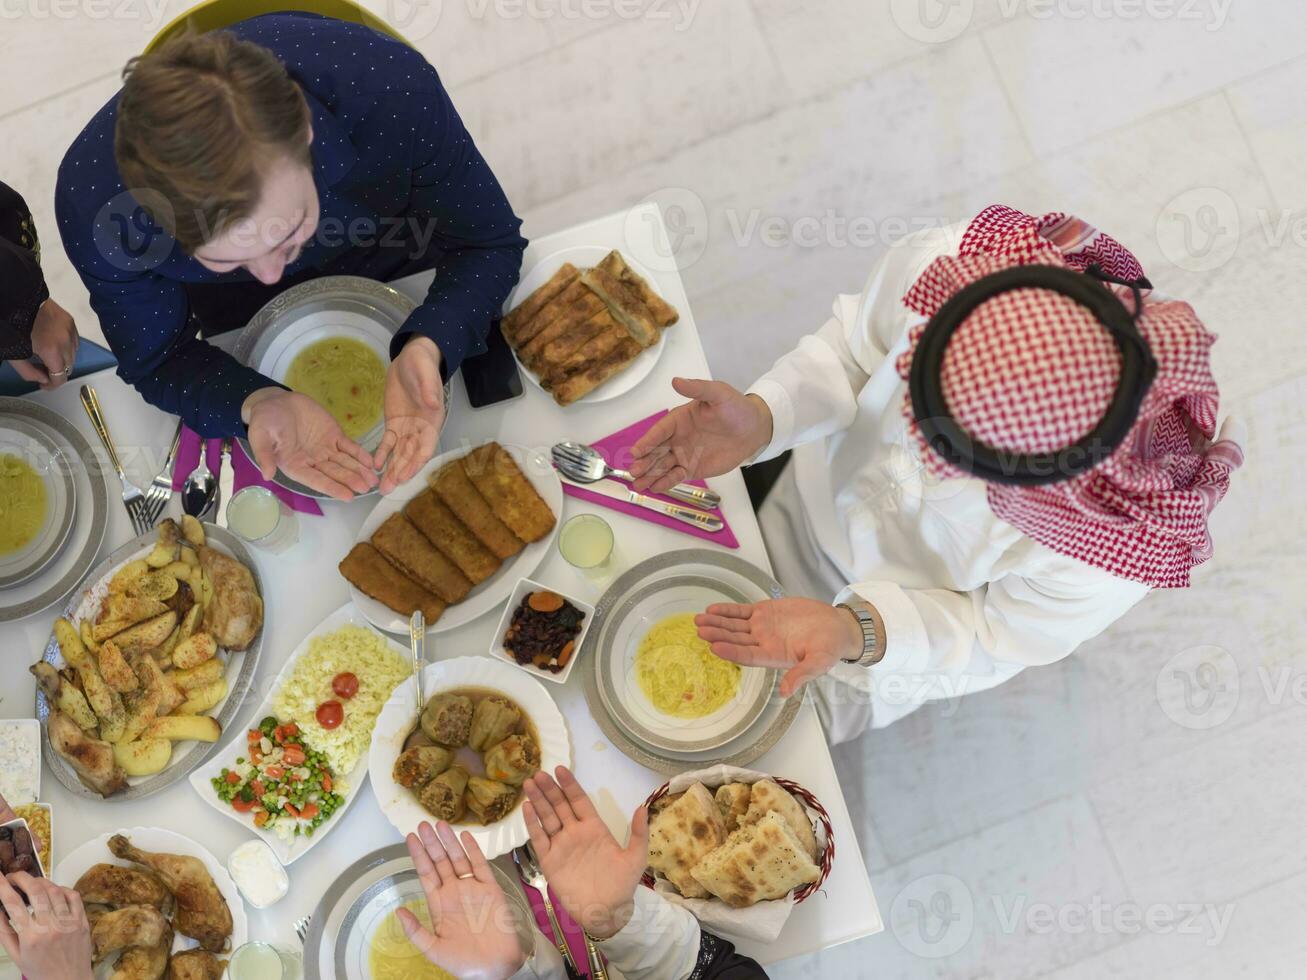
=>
[215,438,235,528]
[560,475,724,533]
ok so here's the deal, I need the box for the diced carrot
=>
[225,772,241,784]
[321,773,332,792]
[299,803,319,819]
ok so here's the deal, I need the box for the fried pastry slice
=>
[543,322,630,386]
[516,282,607,369]
[581,267,660,347]
[371,513,473,604]
[339,543,447,623]
[533,308,618,382]
[430,462,522,560]
[461,443,556,543]
[549,336,643,406]
[596,251,678,327]
[404,491,501,585]
[501,263,579,346]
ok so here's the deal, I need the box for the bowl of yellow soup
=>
[303,842,535,979]
[233,276,420,498]
[596,573,777,754]
[0,418,76,589]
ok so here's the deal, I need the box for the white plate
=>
[489,577,594,686]
[188,603,406,865]
[504,245,667,405]
[369,656,572,859]
[35,525,265,801]
[350,444,563,635]
[52,826,248,968]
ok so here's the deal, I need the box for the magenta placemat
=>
[519,873,598,976]
[562,411,738,549]
[173,428,324,516]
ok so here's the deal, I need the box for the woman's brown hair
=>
[115,31,312,253]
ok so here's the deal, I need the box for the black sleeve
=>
[691,932,770,979]
[0,181,49,361]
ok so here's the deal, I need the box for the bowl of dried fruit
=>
[491,579,594,686]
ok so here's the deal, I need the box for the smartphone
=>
[462,320,524,409]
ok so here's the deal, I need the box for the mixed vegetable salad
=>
[210,716,344,839]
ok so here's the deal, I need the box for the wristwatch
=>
[837,600,883,667]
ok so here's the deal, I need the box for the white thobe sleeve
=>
[508,888,702,980]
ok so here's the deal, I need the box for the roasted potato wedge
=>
[172,633,218,671]
[127,570,178,602]
[179,545,200,568]
[152,627,181,666]
[169,658,225,692]
[178,678,227,716]
[54,618,93,671]
[112,737,172,776]
[79,619,100,653]
[181,515,205,548]
[143,715,221,743]
[120,687,163,744]
[30,661,99,730]
[110,612,178,657]
[136,656,185,717]
[145,520,181,568]
[79,663,126,742]
[162,560,192,581]
[107,558,150,593]
[176,604,203,645]
[96,641,139,694]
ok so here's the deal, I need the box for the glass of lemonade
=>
[227,487,298,552]
[559,513,615,582]
[228,941,301,980]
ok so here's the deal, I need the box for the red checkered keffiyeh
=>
[896,205,1243,588]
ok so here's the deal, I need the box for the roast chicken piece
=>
[91,905,169,963]
[48,709,128,797]
[107,835,232,952]
[198,546,262,651]
[110,921,173,980]
[167,949,227,980]
[76,863,171,910]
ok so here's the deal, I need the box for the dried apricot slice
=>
[528,591,565,613]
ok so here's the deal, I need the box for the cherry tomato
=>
[332,673,359,699]
[232,797,258,813]
[225,772,241,785]
[316,700,344,730]
[264,766,285,780]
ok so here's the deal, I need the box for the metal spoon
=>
[409,610,426,708]
[181,440,218,519]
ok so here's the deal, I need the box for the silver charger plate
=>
[0,398,108,623]
[233,275,416,499]
[0,415,76,588]
[35,523,265,801]
[583,549,802,773]
[303,844,535,980]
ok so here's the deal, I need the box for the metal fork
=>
[552,442,721,510]
[80,384,151,536]
[294,914,311,945]
[141,420,182,528]
[514,845,581,976]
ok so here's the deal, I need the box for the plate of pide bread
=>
[501,247,679,406]
[641,767,834,942]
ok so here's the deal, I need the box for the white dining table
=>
[0,206,882,972]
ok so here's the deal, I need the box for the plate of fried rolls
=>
[339,442,561,635]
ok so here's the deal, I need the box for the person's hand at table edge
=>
[243,387,378,501]
[399,819,526,980]
[696,597,869,697]
[0,872,94,980]
[375,335,446,495]
[628,378,773,494]
[12,299,80,391]
[522,766,650,940]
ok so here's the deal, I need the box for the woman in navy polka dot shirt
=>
[55,13,526,499]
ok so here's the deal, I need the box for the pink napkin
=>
[519,874,600,976]
[172,427,324,516]
[561,411,739,549]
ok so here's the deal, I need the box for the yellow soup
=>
[284,336,386,440]
[635,612,741,719]
[0,453,47,556]
[368,900,455,980]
